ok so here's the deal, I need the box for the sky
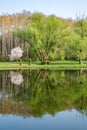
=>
[0,0,87,19]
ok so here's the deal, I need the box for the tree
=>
[73,15,87,64]
[14,13,69,63]
[9,46,23,62]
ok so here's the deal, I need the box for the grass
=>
[0,61,87,70]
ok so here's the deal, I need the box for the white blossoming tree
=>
[9,46,23,65]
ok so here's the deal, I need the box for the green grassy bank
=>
[0,61,87,70]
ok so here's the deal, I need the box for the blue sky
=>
[0,0,87,19]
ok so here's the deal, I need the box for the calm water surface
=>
[0,69,87,130]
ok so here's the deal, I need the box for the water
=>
[0,69,87,130]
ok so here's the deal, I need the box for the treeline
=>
[0,11,87,63]
[0,11,31,60]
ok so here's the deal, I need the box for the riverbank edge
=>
[0,63,87,70]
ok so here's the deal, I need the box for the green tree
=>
[14,13,69,63]
[73,16,87,64]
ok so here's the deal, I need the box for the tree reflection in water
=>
[9,71,24,85]
[0,70,87,118]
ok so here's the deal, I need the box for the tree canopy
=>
[0,11,87,63]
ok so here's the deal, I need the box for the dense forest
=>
[0,11,87,64]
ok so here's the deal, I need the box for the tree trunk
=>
[79,58,82,64]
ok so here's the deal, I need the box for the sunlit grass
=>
[0,61,87,70]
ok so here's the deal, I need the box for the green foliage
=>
[13,13,87,63]
[14,13,69,62]
[66,17,87,63]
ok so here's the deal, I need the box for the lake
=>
[0,69,87,130]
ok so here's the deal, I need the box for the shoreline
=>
[0,63,87,70]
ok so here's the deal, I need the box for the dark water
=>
[0,69,87,130]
